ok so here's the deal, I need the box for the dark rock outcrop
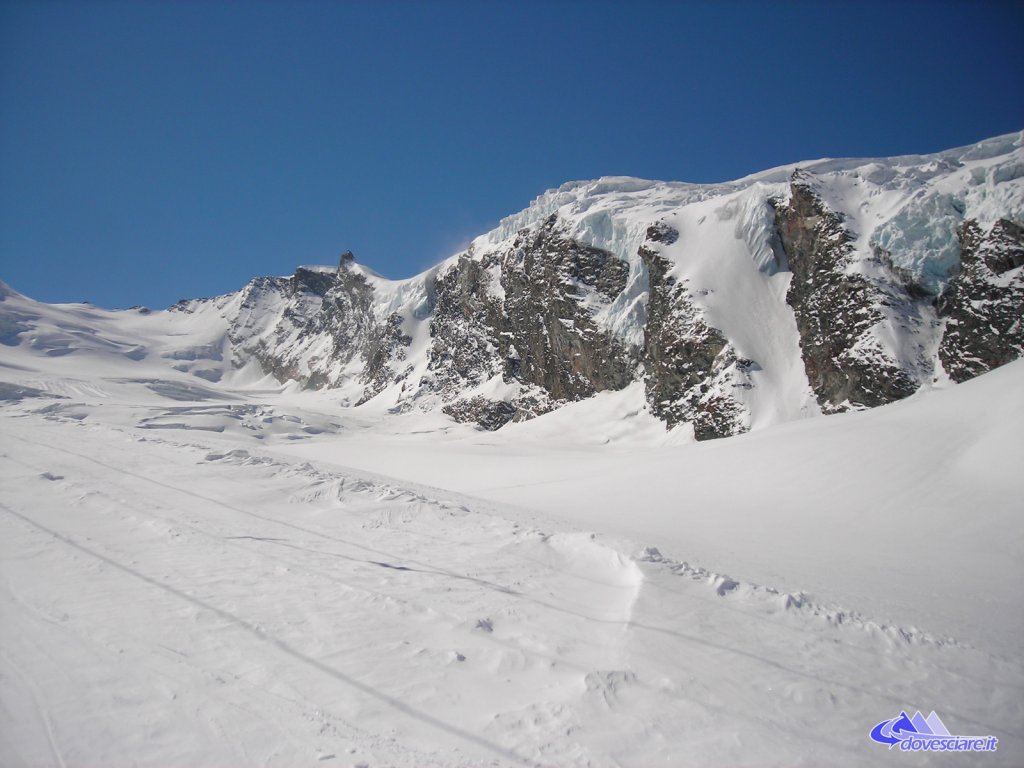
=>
[938,218,1024,382]
[640,224,749,440]
[225,254,409,395]
[175,173,1023,439]
[442,396,518,431]
[774,173,918,411]
[498,216,634,400]
[424,251,507,400]
[360,312,413,403]
[426,216,636,428]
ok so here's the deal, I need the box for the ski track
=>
[2,133,1023,765]
[0,503,533,767]
[0,644,68,768]
[1,403,1022,767]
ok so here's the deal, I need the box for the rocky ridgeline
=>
[187,151,1023,440]
[773,173,1022,411]
[177,252,412,400]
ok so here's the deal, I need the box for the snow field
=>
[1,365,1022,765]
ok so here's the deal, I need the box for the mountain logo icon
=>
[869,710,997,752]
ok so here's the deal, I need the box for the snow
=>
[651,187,819,428]
[2,276,1023,766]
[2,134,1024,765]
[42,131,1016,431]
[791,132,1024,294]
[453,132,1023,407]
[470,176,720,350]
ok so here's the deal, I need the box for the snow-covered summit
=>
[481,131,1022,290]
[3,135,1022,768]
[1,132,1022,440]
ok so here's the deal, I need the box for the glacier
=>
[1,132,1023,767]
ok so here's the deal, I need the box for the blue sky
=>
[2,0,1022,309]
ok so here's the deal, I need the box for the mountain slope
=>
[2,132,1023,440]
[1,315,1021,768]
[2,134,1023,767]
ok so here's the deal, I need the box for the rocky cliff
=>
[162,132,1024,440]
[773,173,922,411]
[938,219,1024,382]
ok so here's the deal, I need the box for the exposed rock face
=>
[640,224,749,439]
[159,134,1023,440]
[213,188,1021,439]
[498,216,634,399]
[442,396,518,431]
[360,312,413,403]
[774,173,919,411]
[425,251,507,405]
[429,216,636,429]
[938,218,1024,382]
[218,256,410,400]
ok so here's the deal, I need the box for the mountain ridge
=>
[3,131,1022,440]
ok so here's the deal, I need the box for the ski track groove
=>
[3,443,662,684]
[0,502,539,768]
[9,427,1019,724]
[0,644,68,768]
[3,415,1021,760]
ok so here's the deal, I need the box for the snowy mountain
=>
[3,132,1022,440]
[2,135,1023,766]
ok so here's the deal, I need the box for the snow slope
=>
[479,130,1022,336]
[285,360,1024,658]
[1,133,1023,765]
[1,297,1022,766]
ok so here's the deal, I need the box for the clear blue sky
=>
[2,0,1022,309]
